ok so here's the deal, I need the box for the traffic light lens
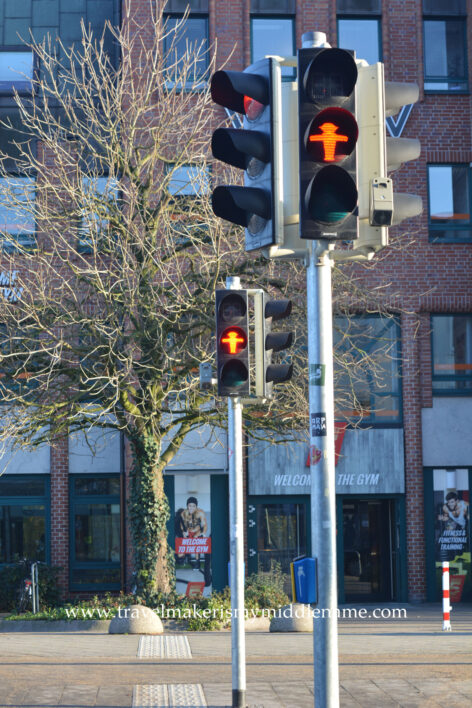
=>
[244,95,265,121]
[303,49,357,102]
[220,327,248,355]
[306,166,357,225]
[221,360,249,387]
[219,294,247,322]
[306,108,358,163]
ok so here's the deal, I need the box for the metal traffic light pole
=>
[226,275,247,708]
[303,31,340,708]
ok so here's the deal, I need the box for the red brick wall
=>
[50,436,69,597]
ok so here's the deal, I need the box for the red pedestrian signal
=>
[220,328,247,355]
[298,47,359,240]
[215,290,250,396]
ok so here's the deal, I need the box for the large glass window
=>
[337,18,381,64]
[251,17,295,79]
[432,315,472,393]
[428,165,471,242]
[0,475,48,563]
[424,19,467,92]
[163,14,209,84]
[334,315,402,425]
[70,475,121,590]
[0,176,35,250]
[0,51,34,93]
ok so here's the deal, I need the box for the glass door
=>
[253,502,307,594]
[342,499,395,602]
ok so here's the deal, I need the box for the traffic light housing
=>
[355,62,422,254]
[215,289,250,396]
[298,47,359,241]
[211,58,283,251]
[255,292,293,399]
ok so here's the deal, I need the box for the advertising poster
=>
[434,469,470,602]
[174,473,212,597]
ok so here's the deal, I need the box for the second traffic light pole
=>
[304,31,341,708]
[226,276,247,708]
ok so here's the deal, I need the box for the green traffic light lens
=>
[306,166,357,225]
[221,360,249,388]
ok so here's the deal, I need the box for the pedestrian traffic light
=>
[355,62,422,254]
[254,292,293,399]
[215,289,250,397]
[298,47,359,241]
[210,58,283,251]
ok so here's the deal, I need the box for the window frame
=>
[431,313,472,395]
[337,15,382,64]
[250,14,296,81]
[423,16,468,93]
[163,12,210,90]
[0,475,50,565]
[0,47,36,96]
[69,473,122,592]
[427,163,472,243]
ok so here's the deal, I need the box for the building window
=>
[251,16,295,79]
[70,475,121,590]
[337,18,381,64]
[423,18,467,92]
[428,165,471,242]
[432,315,472,393]
[78,175,119,252]
[163,13,209,85]
[0,475,48,563]
[0,176,35,250]
[0,51,34,93]
[334,315,402,425]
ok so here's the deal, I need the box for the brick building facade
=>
[1,0,472,605]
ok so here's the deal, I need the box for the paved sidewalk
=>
[0,605,471,707]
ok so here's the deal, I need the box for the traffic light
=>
[215,289,250,396]
[210,58,283,251]
[355,62,422,254]
[254,291,293,399]
[298,47,359,241]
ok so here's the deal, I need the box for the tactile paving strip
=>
[132,684,206,707]
[137,635,192,659]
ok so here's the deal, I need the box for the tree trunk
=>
[128,433,174,598]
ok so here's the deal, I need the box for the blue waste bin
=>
[292,557,317,604]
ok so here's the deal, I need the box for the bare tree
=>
[0,8,311,595]
[0,7,408,595]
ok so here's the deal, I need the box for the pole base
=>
[232,688,246,707]
[442,621,452,631]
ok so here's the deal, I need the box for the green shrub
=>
[244,562,290,610]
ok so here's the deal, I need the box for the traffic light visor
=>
[303,48,357,103]
[306,108,358,163]
[211,70,269,115]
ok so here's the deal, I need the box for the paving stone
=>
[341,679,398,707]
[59,685,99,706]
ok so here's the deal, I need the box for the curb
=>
[0,616,271,633]
[0,619,111,632]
